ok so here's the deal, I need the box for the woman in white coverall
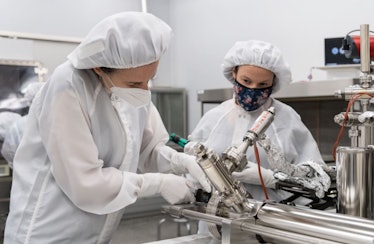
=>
[1,82,45,169]
[4,12,210,244]
[186,40,327,237]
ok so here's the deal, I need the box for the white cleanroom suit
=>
[188,97,325,201]
[4,12,209,244]
[1,82,45,168]
[186,40,326,201]
[186,40,327,238]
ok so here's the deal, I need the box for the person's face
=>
[232,65,274,89]
[94,61,159,90]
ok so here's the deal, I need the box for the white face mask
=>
[110,87,151,108]
[102,72,151,108]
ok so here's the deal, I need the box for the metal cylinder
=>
[257,203,374,243]
[336,146,374,218]
[360,24,370,74]
[198,156,231,194]
[163,203,374,244]
[246,107,275,142]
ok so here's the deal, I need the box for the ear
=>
[93,67,103,76]
[231,67,237,80]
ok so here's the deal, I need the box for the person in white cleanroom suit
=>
[1,82,45,168]
[4,12,210,244]
[185,40,328,237]
[0,112,21,142]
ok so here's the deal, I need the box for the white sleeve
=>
[188,102,228,143]
[1,117,25,168]
[39,84,142,214]
[272,102,325,166]
[138,103,176,173]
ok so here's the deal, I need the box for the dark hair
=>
[235,65,276,83]
[101,67,115,74]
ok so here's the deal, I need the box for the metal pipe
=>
[243,107,275,146]
[163,202,374,244]
[359,24,372,89]
[361,24,370,74]
[335,86,374,100]
[258,203,374,243]
[141,0,148,13]
[163,205,341,244]
[235,218,338,244]
[359,125,373,146]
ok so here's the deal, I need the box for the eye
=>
[127,81,149,89]
[259,82,271,88]
[128,82,142,87]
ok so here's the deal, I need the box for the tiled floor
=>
[112,213,199,244]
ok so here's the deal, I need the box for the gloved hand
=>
[139,173,196,204]
[232,162,277,188]
[171,152,212,193]
[183,141,197,156]
[273,161,331,198]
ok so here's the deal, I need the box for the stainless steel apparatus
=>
[336,147,374,217]
[163,203,374,244]
[334,24,374,219]
[159,24,374,244]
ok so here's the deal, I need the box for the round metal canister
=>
[336,146,374,219]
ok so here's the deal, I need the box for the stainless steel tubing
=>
[235,218,338,244]
[186,200,374,243]
[360,24,370,74]
[162,205,341,244]
[164,203,374,243]
[257,202,374,244]
[336,146,374,219]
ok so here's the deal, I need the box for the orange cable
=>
[254,143,269,200]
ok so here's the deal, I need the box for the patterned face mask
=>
[234,80,273,112]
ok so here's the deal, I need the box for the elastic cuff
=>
[170,153,187,175]
[138,173,162,198]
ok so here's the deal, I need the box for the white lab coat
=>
[1,115,28,168]
[4,61,176,243]
[188,97,325,201]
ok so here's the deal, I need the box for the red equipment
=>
[343,35,374,60]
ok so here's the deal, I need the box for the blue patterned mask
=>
[234,80,273,112]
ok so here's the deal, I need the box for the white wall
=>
[0,0,142,78]
[159,0,374,133]
[146,0,172,87]
[1,0,374,134]
[0,0,141,37]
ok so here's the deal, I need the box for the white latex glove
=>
[183,141,197,156]
[232,162,277,188]
[139,173,196,204]
[171,152,212,193]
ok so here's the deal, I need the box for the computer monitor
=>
[324,37,360,66]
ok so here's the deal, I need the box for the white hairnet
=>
[0,112,21,141]
[222,40,292,93]
[68,11,173,69]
